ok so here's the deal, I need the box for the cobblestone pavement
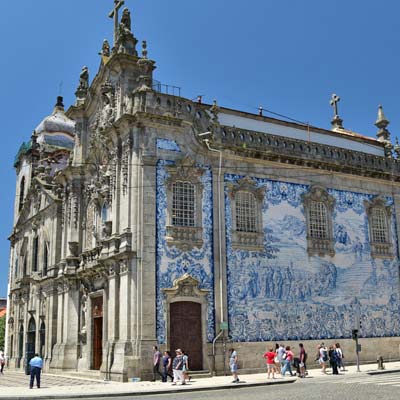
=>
[0,371,106,388]
[77,372,400,400]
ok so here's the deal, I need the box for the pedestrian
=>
[172,349,185,385]
[298,343,307,378]
[263,347,276,379]
[0,352,5,374]
[277,343,286,372]
[274,343,281,373]
[229,348,239,383]
[281,346,295,377]
[29,353,43,389]
[318,343,328,374]
[182,350,191,382]
[152,346,163,381]
[161,351,173,382]
[335,343,345,371]
[329,345,339,375]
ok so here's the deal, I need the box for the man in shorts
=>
[229,348,239,383]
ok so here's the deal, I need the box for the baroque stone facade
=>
[6,5,400,381]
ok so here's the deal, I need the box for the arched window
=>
[166,157,204,250]
[14,258,18,278]
[18,177,25,212]
[23,255,28,277]
[172,181,195,227]
[309,201,328,239]
[235,191,257,233]
[32,237,39,272]
[365,197,393,258]
[302,186,335,257]
[43,243,49,276]
[228,177,264,251]
[371,208,388,243]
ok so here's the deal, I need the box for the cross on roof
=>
[109,0,125,47]
[330,94,340,118]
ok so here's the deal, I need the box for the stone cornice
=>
[216,126,400,181]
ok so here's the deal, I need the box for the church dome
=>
[35,96,75,137]
[35,96,75,150]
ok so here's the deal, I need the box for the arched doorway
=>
[39,321,46,358]
[170,302,203,370]
[92,297,103,370]
[26,317,36,365]
[18,325,23,368]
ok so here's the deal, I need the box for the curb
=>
[367,368,400,376]
[0,379,296,400]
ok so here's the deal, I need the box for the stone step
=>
[48,370,103,382]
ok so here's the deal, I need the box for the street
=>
[59,373,400,400]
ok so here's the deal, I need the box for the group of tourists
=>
[230,342,345,382]
[152,346,191,385]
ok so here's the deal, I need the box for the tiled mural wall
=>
[225,174,400,342]
[156,159,215,343]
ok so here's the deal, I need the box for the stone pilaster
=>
[110,259,134,381]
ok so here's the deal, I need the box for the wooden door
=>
[92,297,103,370]
[170,302,202,370]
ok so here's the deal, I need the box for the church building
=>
[6,3,400,381]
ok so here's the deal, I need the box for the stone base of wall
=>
[212,337,400,375]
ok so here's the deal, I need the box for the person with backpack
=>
[335,343,345,371]
[318,343,328,374]
[171,349,185,385]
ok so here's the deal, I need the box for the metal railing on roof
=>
[152,80,181,97]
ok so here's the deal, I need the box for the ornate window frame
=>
[364,196,393,259]
[166,157,204,251]
[227,176,264,251]
[302,186,335,257]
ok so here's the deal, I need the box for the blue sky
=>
[1,0,400,296]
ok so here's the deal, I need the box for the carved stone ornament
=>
[163,273,209,300]
[166,156,204,189]
[302,186,335,257]
[364,196,393,259]
[227,177,265,251]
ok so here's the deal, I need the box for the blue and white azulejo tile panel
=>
[225,174,400,342]
[156,138,181,152]
[156,160,215,344]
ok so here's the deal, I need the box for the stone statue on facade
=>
[78,66,89,90]
[120,8,131,32]
[101,39,111,57]
[75,66,90,105]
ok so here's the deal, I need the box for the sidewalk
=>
[1,361,400,400]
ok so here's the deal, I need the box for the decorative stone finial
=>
[210,100,220,126]
[55,96,64,110]
[394,137,400,159]
[142,40,148,59]
[75,67,89,105]
[330,93,343,130]
[375,104,390,142]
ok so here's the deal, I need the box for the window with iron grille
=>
[309,201,328,239]
[371,208,388,243]
[172,181,195,227]
[236,191,257,232]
